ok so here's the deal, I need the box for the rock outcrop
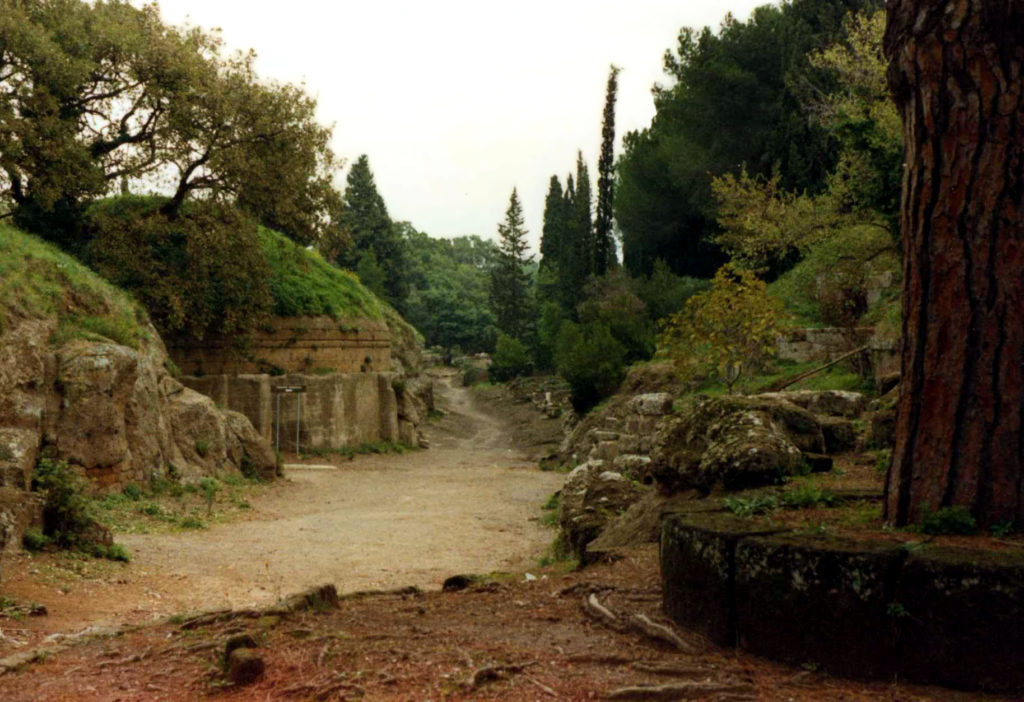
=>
[0,315,277,544]
[558,460,639,559]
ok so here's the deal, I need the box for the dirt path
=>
[0,371,563,641]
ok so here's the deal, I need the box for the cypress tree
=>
[568,152,594,306]
[490,188,533,339]
[594,65,621,275]
[539,175,567,269]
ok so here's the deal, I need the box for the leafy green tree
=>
[401,225,499,354]
[634,259,709,321]
[355,249,388,300]
[490,188,534,340]
[660,264,783,394]
[577,269,654,364]
[535,301,567,371]
[0,0,342,249]
[336,156,408,307]
[806,9,901,222]
[538,175,571,309]
[83,196,273,340]
[616,0,879,278]
[594,65,621,276]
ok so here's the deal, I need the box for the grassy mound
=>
[0,223,148,348]
[258,227,383,321]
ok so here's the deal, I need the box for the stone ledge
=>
[661,511,1024,692]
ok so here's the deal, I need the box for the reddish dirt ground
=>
[0,372,1015,700]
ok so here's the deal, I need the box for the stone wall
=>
[168,316,391,376]
[181,372,402,452]
[776,326,874,363]
[661,508,1024,692]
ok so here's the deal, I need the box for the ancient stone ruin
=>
[170,315,430,452]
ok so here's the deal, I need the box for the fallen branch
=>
[605,681,756,700]
[524,673,559,698]
[760,345,868,393]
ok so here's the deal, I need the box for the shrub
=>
[32,458,95,549]
[122,483,142,501]
[660,264,783,394]
[194,440,210,458]
[22,527,52,552]
[920,506,978,535]
[489,334,533,381]
[555,320,626,412]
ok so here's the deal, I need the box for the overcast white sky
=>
[148,0,768,252]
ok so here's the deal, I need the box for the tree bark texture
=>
[885,0,1024,527]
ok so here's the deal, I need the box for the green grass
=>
[299,441,414,460]
[694,358,873,395]
[258,228,383,320]
[0,224,147,346]
[91,475,266,534]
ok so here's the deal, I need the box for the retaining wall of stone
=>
[661,508,1024,692]
[181,372,399,452]
[776,327,874,363]
[168,316,391,376]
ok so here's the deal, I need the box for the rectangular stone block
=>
[897,546,1024,692]
[660,511,784,646]
[734,534,904,679]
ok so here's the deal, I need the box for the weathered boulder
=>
[628,392,674,416]
[0,487,44,555]
[649,395,826,494]
[559,461,639,557]
[820,416,858,453]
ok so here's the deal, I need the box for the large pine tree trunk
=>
[884,0,1024,527]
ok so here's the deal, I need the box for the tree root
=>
[632,661,713,677]
[605,681,756,700]
[468,660,537,688]
[582,594,700,654]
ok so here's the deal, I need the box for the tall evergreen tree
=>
[490,188,533,340]
[568,152,594,304]
[594,65,621,275]
[884,0,1024,528]
[538,175,570,310]
[539,175,568,269]
[337,155,408,307]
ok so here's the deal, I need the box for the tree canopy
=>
[0,0,343,249]
[615,0,881,279]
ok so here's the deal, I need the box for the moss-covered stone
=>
[660,511,786,645]
[734,533,904,679]
[650,395,825,494]
[897,546,1024,692]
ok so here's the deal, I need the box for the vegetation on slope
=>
[0,223,148,349]
[258,227,383,321]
